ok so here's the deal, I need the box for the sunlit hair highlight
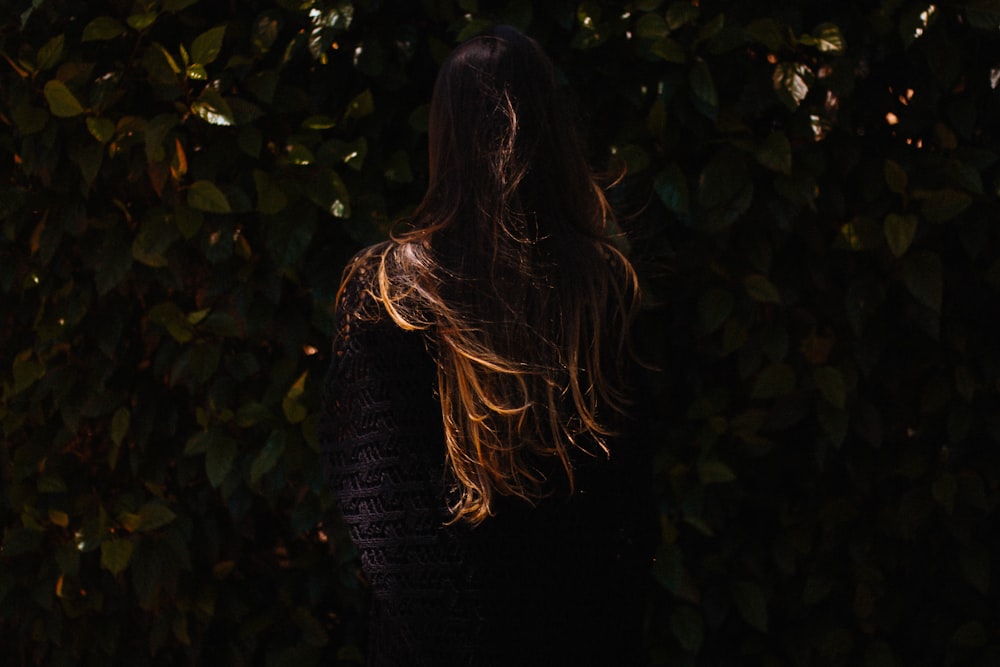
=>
[338,25,640,525]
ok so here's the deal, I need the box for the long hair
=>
[340,25,640,525]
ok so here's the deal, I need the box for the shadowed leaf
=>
[884,214,918,257]
[773,61,813,110]
[43,80,84,117]
[187,180,231,213]
[82,16,127,41]
[901,250,943,312]
[191,25,226,65]
[100,539,134,575]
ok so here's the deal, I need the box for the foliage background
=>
[2,0,999,664]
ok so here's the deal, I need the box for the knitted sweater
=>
[320,253,655,666]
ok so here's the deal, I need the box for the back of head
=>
[424,25,605,250]
[353,25,640,525]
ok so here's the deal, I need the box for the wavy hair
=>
[340,25,640,525]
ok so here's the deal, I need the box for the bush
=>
[2,0,998,665]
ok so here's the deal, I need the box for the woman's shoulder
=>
[334,241,392,324]
[342,240,392,285]
[335,239,432,331]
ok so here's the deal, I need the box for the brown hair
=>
[340,25,640,524]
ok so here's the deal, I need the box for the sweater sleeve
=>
[318,261,484,666]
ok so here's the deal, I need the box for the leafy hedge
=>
[2,0,999,665]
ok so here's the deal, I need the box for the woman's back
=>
[321,256,653,665]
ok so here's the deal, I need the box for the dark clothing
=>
[319,255,655,666]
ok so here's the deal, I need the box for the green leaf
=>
[302,115,338,130]
[688,60,718,112]
[293,607,329,647]
[38,473,68,493]
[743,274,781,304]
[636,13,669,40]
[914,188,973,223]
[285,143,315,165]
[191,89,235,126]
[733,580,769,632]
[86,117,116,143]
[148,302,196,343]
[252,14,281,54]
[266,205,317,266]
[82,16,127,41]
[947,159,984,194]
[323,137,368,171]
[670,606,704,654]
[756,131,791,174]
[3,528,44,558]
[695,13,725,44]
[813,366,846,408]
[11,103,49,135]
[283,372,308,424]
[254,170,288,214]
[127,12,158,31]
[74,509,109,552]
[191,25,226,65]
[187,180,231,214]
[132,211,178,268]
[698,288,734,333]
[648,37,684,62]
[884,159,908,194]
[838,217,881,251]
[697,460,736,484]
[134,503,177,531]
[745,18,784,51]
[95,226,133,295]
[186,63,208,80]
[751,363,795,399]
[153,43,182,76]
[100,538,134,575]
[901,250,943,312]
[932,473,957,513]
[655,163,690,214]
[49,509,70,528]
[12,351,45,394]
[884,213,918,258]
[384,150,413,183]
[697,151,752,231]
[773,61,813,110]
[951,622,987,648]
[111,407,130,446]
[245,69,279,104]
[206,434,238,488]
[801,22,845,53]
[250,431,287,486]
[345,89,374,120]
[109,407,129,470]
[175,205,203,239]
[666,0,699,30]
[958,543,990,595]
[71,141,104,190]
[238,126,263,158]
[37,34,65,70]
[43,80,84,117]
[306,168,351,218]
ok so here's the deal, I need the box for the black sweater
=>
[320,256,655,666]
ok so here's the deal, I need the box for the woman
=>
[320,25,654,666]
